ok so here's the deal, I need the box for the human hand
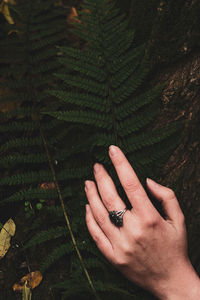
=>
[85,145,200,300]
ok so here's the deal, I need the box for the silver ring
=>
[109,209,127,227]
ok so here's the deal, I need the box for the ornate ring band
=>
[109,209,127,227]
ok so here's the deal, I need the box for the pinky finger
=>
[85,204,114,262]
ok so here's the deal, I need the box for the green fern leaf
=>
[23,226,67,250]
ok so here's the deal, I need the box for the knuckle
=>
[114,243,132,267]
[95,170,103,181]
[104,194,114,209]
[124,179,139,192]
[113,155,123,166]
[92,234,102,247]
[123,246,133,258]
[133,230,143,244]
[96,214,107,228]
[115,256,127,267]
[165,188,176,199]
[113,160,125,172]
[115,252,129,267]
[144,215,159,228]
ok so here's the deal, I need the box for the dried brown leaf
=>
[0,218,16,259]
[13,271,43,291]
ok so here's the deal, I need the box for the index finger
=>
[109,145,149,211]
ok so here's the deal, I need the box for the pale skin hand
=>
[84,145,200,300]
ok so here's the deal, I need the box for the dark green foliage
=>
[0,6,65,244]
[46,0,182,182]
[39,0,181,297]
[0,1,74,296]
[0,0,67,202]
[0,0,184,299]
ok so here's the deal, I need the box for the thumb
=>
[146,178,184,224]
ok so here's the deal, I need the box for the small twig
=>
[39,123,100,300]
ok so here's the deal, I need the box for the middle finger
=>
[93,163,127,212]
[109,145,150,212]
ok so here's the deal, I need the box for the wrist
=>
[153,259,200,300]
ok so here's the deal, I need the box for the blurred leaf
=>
[67,7,91,25]
[67,7,80,24]
[40,182,56,190]
[0,0,15,24]
[13,271,43,292]
[4,0,16,4]
[0,218,16,259]
[36,203,43,210]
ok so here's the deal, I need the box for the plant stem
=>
[39,124,100,300]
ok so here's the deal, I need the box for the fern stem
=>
[97,9,118,146]
[39,124,101,300]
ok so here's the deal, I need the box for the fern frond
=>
[123,122,183,153]
[55,74,108,97]
[58,165,91,180]
[0,153,48,167]
[31,61,60,75]
[40,243,73,273]
[30,33,65,51]
[115,59,149,103]
[49,90,108,112]
[108,44,145,74]
[47,111,112,129]
[29,26,64,41]
[0,170,53,186]
[0,137,42,153]
[23,226,67,250]
[58,57,106,82]
[59,47,105,67]
[0,187,57,205]
[118,102,158,137]
[116,84,164,120]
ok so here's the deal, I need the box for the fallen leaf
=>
[0,1,14,24]
[4,0,16,4]
[0,218,16,259]
[39,182,56,206]
[67,7,91,24]
[67,7,81,24]
[13,271,43,292]
[40,182,55,190]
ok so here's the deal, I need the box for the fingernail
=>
[85,180,92,191]
[94,163,100,173]
[85,204,89,212]
[109,145,118,156]
[146,178,159,187]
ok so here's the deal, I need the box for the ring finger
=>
[84,180,119,241]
